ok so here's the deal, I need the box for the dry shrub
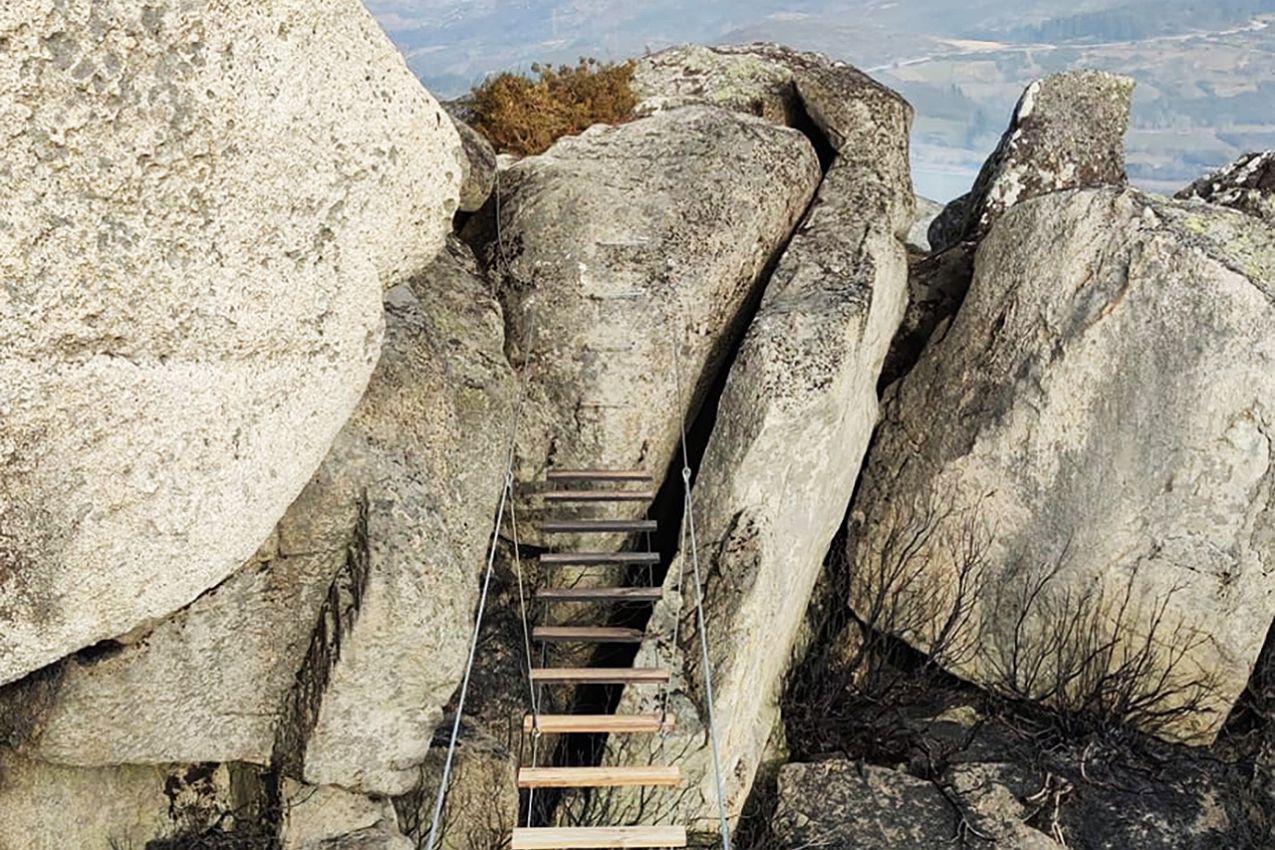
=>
[469,58,636,155]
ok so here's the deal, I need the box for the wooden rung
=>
[531,667,669,685]
[512,826,687,849]
[544,490,656,503]
[546,470,653,482]
[539,552,660,566]
[533,626,644,643]
[517,766,681,789]
[539,519,657,534]
[535,587,663,602]
[522,713,675,734]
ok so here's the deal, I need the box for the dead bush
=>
[469,58,636,156]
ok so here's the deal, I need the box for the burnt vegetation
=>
[762,489,1269,850]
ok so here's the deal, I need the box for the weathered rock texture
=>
[1177,151,1275,224]
[453,117,498,213]
[929,71,1133,253]
[605,53,913,826]
[300,237,514,795]
[470,104,820,542]
[850,188,1275,743]
[773,761,961,850]
[3,240,511,794]
[0,0,462,685]
[0,754,262,850]
[633,43,813,125]
[281,781,413,850]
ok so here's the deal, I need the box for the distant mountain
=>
[368,0,1275,200]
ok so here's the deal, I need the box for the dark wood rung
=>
[531,667,669,685]
[538,519,657,534]
[535,587,663,602]
[533,626,644,643]
[539,552,660,566]
[512,826,687,849]
[546,469,653,482]
[543,490,655,503]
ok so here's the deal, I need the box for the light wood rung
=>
[546,470,653,483]
[517,766,681,788]
[522,713,675,734]
[539,552,660,566]
[544,490,655,503]
[539,519,657,534]
[535,587,663,602]
[512,826,687,849]
[533,626,644,643]
[531,667,669,685]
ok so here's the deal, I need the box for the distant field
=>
[369,0,1275,202]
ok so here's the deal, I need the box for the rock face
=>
[0,0,462,685]
[1177,151,1275,224]
[0,754,262,850]
[470,104,820,540]
[929,71,1134,253]
[849,188,1275,743]
[453,117,498,213]
[606,53,912,826]
[3,240,512,796]
[300,237,514,795]
[281,781,413,850]
[773,761,961,850]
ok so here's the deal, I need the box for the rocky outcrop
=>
[453,117,498,213]
[606,52,913,826]
[281,781,413,850]
[0,0,462,686]
[468,104,820,542]
[907,196,945,253]
[1177,151,1275,224]
[773,761,965,850]
[849,188,1275,743]
[299,237,513,795]
[3,240,511,798]
[929,71,1133,253]
[0,754,264,850]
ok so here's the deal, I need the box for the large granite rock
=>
[0,0,462,686]
[849,188,1275,743]
[929,71,1133,253]
[3,240,511,792]
[281,781,413,850]
[773,761,958,850]
[0,754,261,850]
[468,104,820,541]
[604,57,913,826]
[1177,151,1275,224]
[300,238,514,795]
[453,117,498,213]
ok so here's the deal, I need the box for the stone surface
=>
[0,0,462,686]
[929,71,1133,253]
[16,541,342,767]
[301,237,514,795]
[2,239,509,787]
[849,188,1275,743]
[881,242,975,387]
[632,43,808,123]
[453,117,498,212]
[281,781,413,850]
[907,196,945,253]
[946,763,1065,849]
[0,754,258,850]
[1177,151,1275,224]
[773,760,956,850]
[604,60,913,826]
[467,104,819,543]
